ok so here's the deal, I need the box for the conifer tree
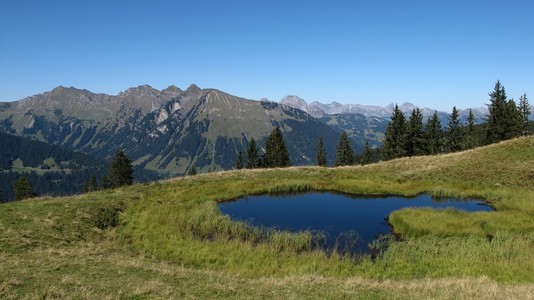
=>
[519,93,531,135]
[264,127,290,168]
[84,174,98,192]
[463,108,478,149]
[188,165,197,176]
[467,109,475,134]
[360,140,375,165]
[423,111,443,154]
[13,176,33,201]
[404,108,424,156]
[503,99,522,140]
[235,150,244,169]
[316,137,327,167]
[108,149,133,188]
[246,138,260,169]
[381,104,406,160]
[335,132,354,166]
[486,80,509,144]
[0,189,4,203]
[446,106,463,152]
[100,174,112,190]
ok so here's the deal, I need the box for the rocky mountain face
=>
[0,85,345,176]
[280,95,493,123]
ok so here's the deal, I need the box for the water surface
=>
[219,192,492,254]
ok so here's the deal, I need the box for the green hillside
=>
[1,137,533,298]
[0,132,105,201]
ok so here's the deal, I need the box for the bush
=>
[93,207,122,229]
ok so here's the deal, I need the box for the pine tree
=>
[0,190,4,203]
[100,174,112,190]
[519,93,531,135]
[335,132,354,166]
[360,140,375,165]
[188,165,197,176]
[381,104,406,160]
[13,176,33,201]
[446,106,463,152]
[503,99,522,140]
[463,108,478,149]
[235,150,244,169]
[84,174,98,192]
[467,109,475,134]
[316,137,327,167]
[486,80,509,144]
[404,108,424,156]
[246,138,260,169]
[423,111,443,154]
[108,149,133,188]
[263,127,290,168]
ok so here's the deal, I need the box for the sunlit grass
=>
[1,136,534,297]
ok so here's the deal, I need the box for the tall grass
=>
[2,137,534,298]
[114,137,534,280]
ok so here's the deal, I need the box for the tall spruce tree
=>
[100,174,112,190]
[519,93,531,135]
[404,108,424,156]
[264,127,290,168]
[423,110,443,154]
[84,174,98,193]
[316,136,327,167]
[187,165,197,176]
[360,140,375,165]
[235,150,244,169]
[246,138,260,169]
[335,132,354,166]
[446,106,463,152]
[463,108,478,149]
[108,149,133,188]
[381,104,406,160]
[13,177,33,201]
[467,109,475,134]
[503,99,523,140]
[486,80,510,144]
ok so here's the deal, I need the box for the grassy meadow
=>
[1,136,534,298]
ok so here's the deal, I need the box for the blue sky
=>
[1,0,533,111]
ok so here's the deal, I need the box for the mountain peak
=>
[163,85,182,93]
[280,95,308,113]
[399,102,417,111]
[118,84,159,97]
[186,84,201,94]
[52,86,66,92]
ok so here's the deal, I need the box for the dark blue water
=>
[219,192,492,254]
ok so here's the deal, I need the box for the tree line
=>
[235,127,291,169]
[236,80,531,170]
[3,149,134,202]
[312,80,531,167]
[380,80,530,161]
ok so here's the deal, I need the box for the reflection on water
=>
[219,192,492,255]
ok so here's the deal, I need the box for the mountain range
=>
[2,84,531,181]
[0,85,345,177]
[279,95,492,123]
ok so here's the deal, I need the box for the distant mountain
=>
[0,85,347,176]
[318,114,389,148]
[280,96,494,123]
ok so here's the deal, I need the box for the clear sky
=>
[1,0,533,111]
